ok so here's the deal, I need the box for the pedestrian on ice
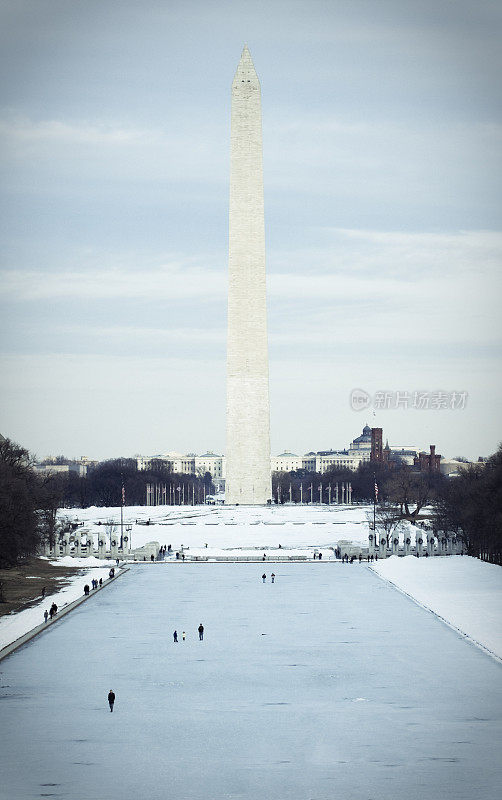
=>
[108,689,115,712]
[41,586,46,599]
[271,573,275,583]
[319,552,322,560]
[173,630,178,643]
[44,610,48,623]
[262,574,266,583]
[198,623,204,641]
[182,631,186,641]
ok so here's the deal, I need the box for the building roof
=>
[352,424,372,444]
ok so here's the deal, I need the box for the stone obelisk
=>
[225,46,272,505]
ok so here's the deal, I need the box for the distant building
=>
[135,427,449,486]
[414,445,441,472]
[370,428,384,464]
[271,452,303,472]
[33,456,96,478]
[347,424,373,459]
[137,452,225,480]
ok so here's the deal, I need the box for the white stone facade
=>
[225,46,272,505]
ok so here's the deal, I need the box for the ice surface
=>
[371,555,502,660]
[0,563,501,799]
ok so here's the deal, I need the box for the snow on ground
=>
[63,503,379,550]
[371,555,502,661]
[0,561,117,651]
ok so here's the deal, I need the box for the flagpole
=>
[120,474,125,552]
[373,472,377,534]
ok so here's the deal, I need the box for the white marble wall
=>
[226,46,271,505]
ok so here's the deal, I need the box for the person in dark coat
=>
[262,573,266,583]
[271,573,275,583]
[108,690,115,712]
[173,630,178,642]
[198,623,204,641]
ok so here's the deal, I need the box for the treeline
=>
[433,445,502,563]
[272,462,412,505]
[0,438,65,567]
[61,459,214,508]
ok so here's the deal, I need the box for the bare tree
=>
[386,468,439,520]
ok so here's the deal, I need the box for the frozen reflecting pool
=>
[1,563,501,799]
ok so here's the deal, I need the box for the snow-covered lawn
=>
[371,555,502,661]
[62,503,376,550]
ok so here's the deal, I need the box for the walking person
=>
[108,689,116,712]
[262,573,266,583]
[271,573,275,584]
[182,631,186,641]
[198,623,204,641]
[173,630,178,643]
[44,609,48,623]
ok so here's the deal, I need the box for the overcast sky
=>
[1,0,501,462]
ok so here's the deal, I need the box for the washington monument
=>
[225,46,272,505]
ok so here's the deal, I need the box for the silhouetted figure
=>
[173,630,178,642]
[108,690,115,712]
[271,573,275,583]
[262,574,266,583]
[198,623,204,641]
